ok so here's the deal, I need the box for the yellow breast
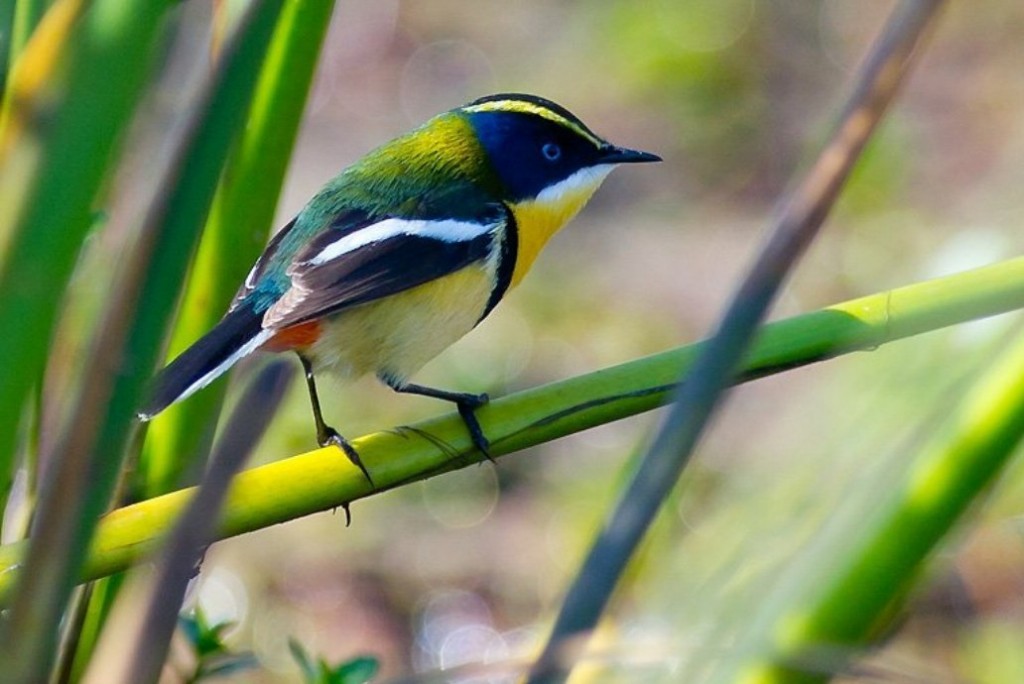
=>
[508,165,614,287]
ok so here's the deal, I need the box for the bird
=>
[139,93,660,483]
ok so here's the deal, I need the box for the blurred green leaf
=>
[0,0,166,508]
[180,609,258,683]
[0,1,13,101]
[290,640,378,684]
[195,655,261,681]
[143,0,338,496]
[10,0,50,66]
[180,609,234,658]
[289,639,319,681]
[0,1,288,679]
[713,328,1024,683]
[332,657,380,684]
[59,574,123,684]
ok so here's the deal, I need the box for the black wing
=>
[264,205,513,330]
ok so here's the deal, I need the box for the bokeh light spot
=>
[421,463,500,529]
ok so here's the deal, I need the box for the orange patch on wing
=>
[263,320,323,352]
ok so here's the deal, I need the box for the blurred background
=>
[76,0,1024,680]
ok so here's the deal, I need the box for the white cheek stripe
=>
[534,164,614,204]
[306,218,498,266]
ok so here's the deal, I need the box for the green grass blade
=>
[1,0,50,118]
[720,326,1024,684]
[72,3,333,674]
[0,255,1019,596]
[67,0,286,530]
[0,3,286,680]
[10,0,49,63]
[0,0,167,505]
[60,574,124,684]
[125,362,291,684]
[0,0,14,101]
[142,0,338,496]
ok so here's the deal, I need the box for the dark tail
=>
[138,305,270,420]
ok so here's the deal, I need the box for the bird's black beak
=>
[598,145,662,164]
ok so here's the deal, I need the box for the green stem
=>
[142,0,338,496]
[0,255,1021,600]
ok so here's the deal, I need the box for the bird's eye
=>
[541,143,562,161]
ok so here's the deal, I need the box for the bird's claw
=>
[455,397,492,461]
[320,426,374,487]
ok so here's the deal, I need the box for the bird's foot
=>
[453,393,492,461]
[319,426,374,487]
[384,379,494,461]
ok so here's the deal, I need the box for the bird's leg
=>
[298,353,373,486]
[383,377,491,459]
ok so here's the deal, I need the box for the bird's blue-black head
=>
[461,93,660,202]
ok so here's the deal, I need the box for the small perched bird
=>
[140,93,659,481]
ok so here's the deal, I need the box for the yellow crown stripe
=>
[462,99,605,148]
